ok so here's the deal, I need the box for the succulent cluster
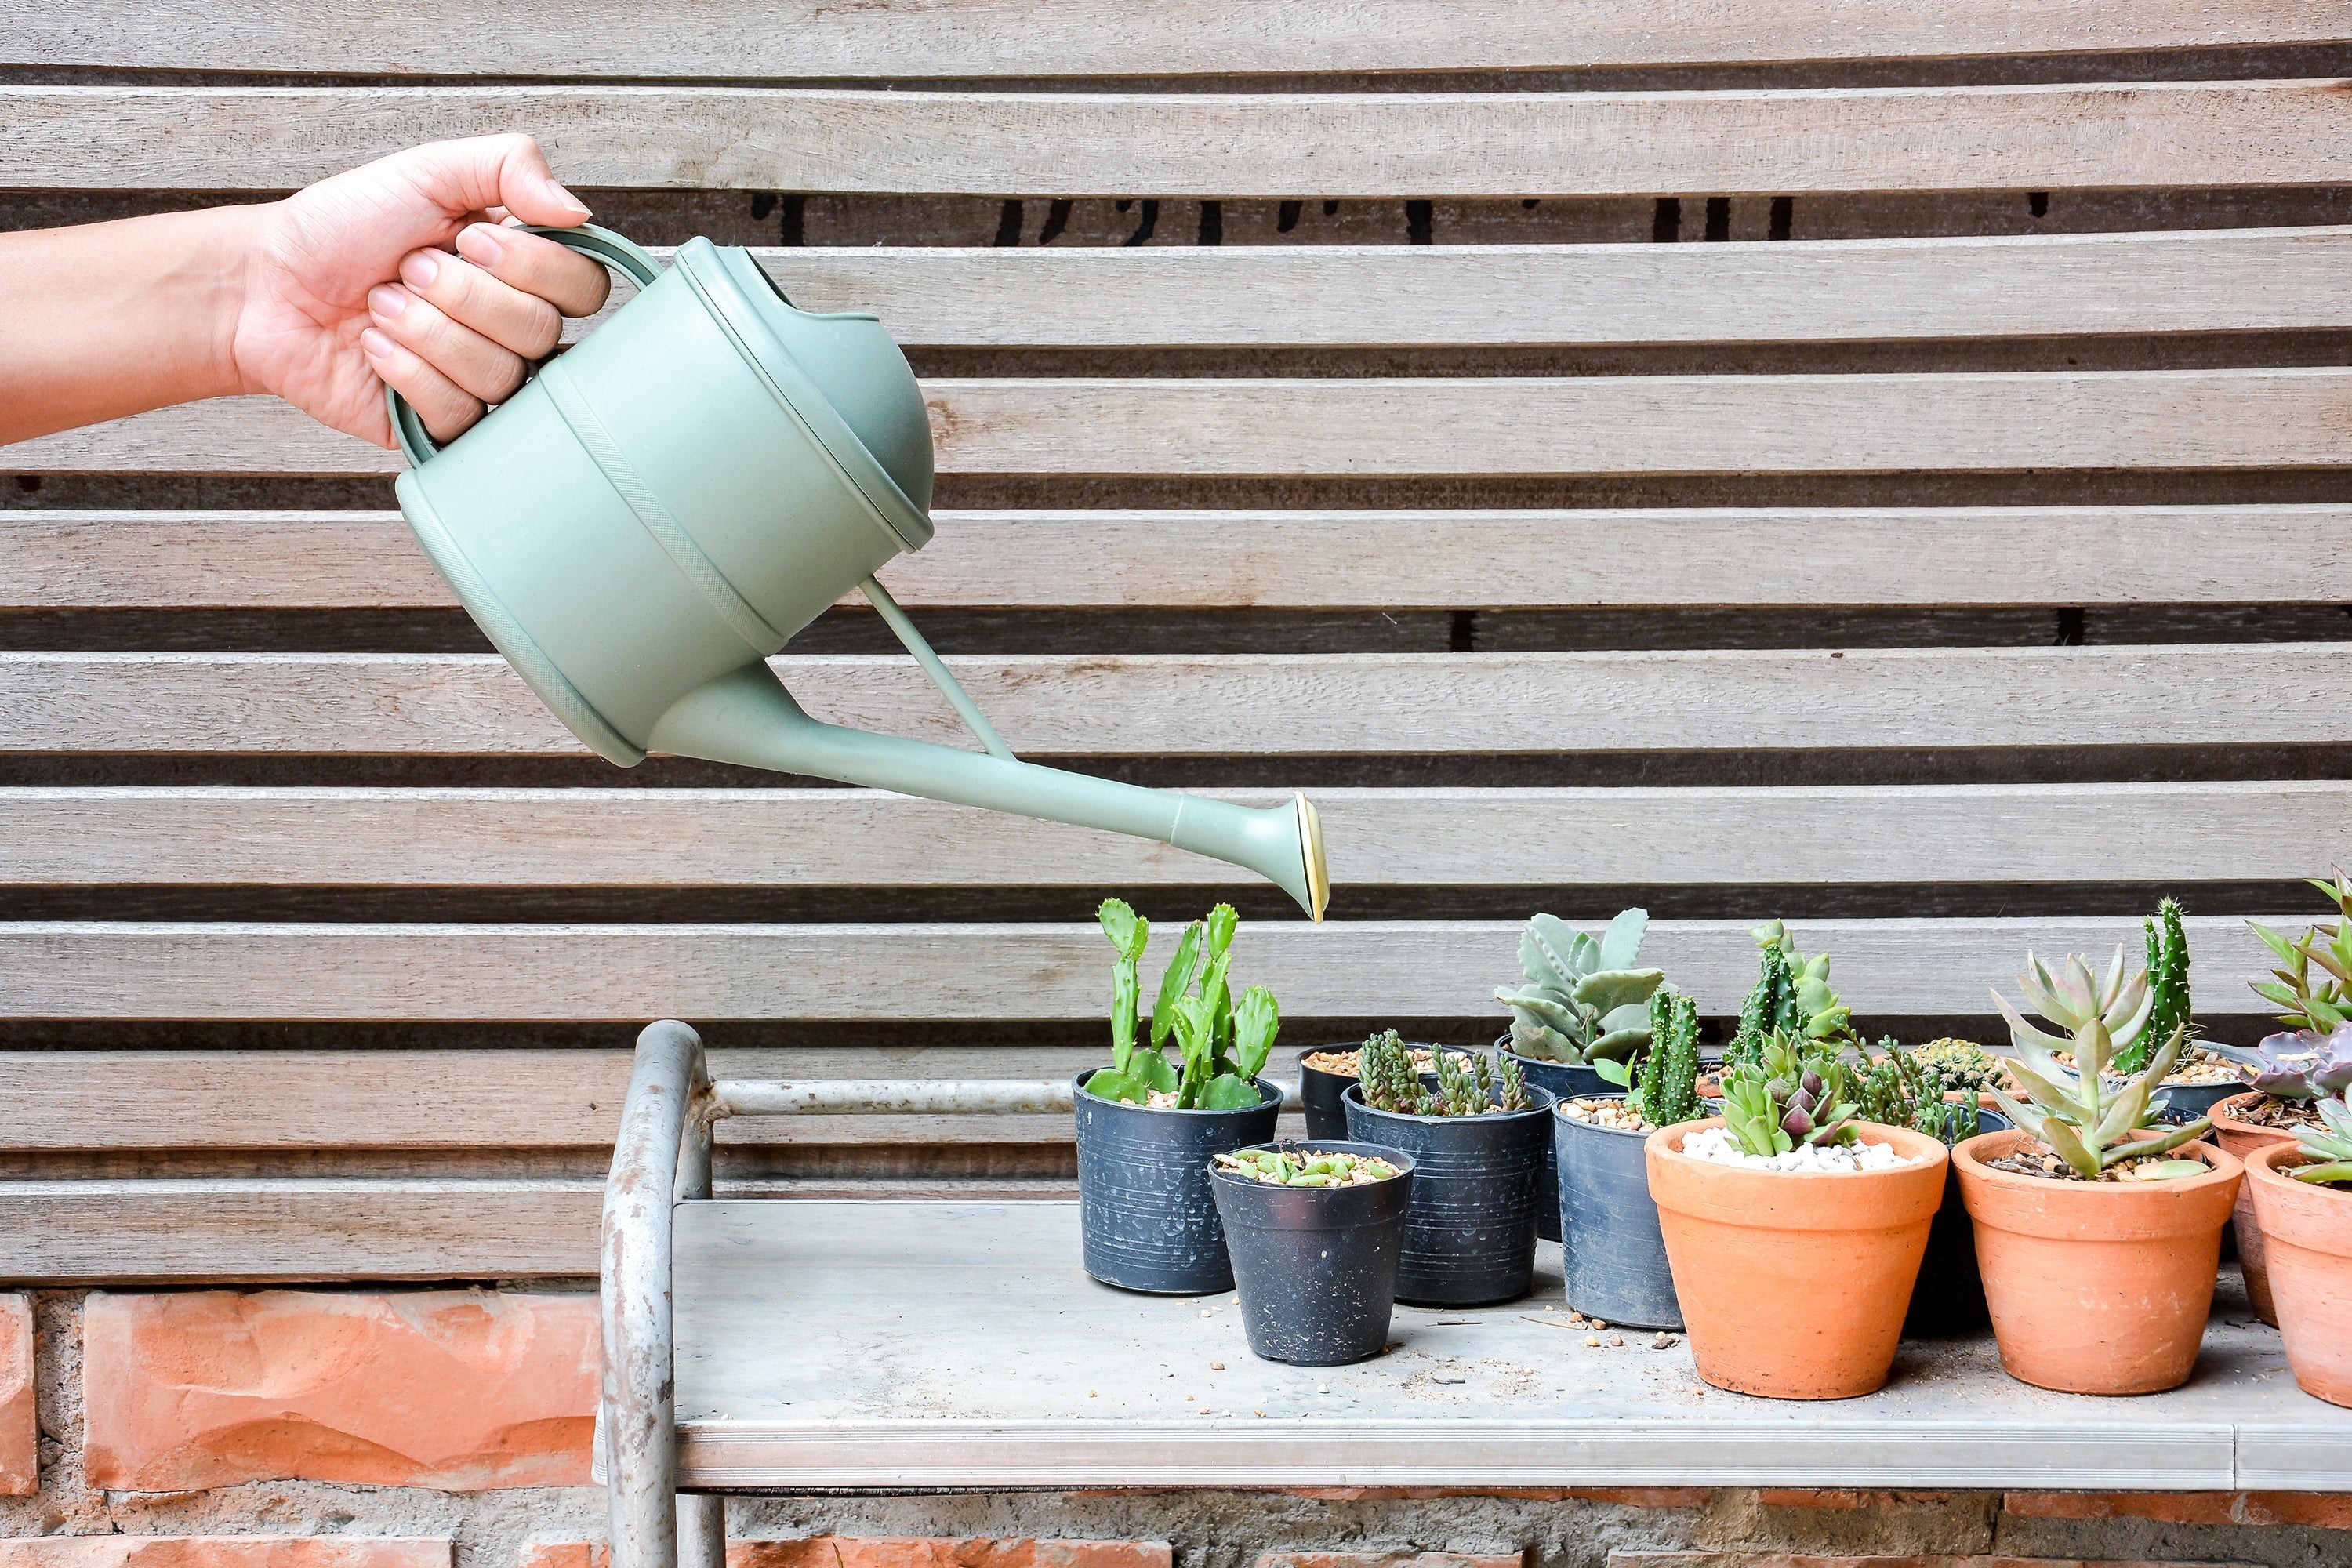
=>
[1597,988,1702,1131]
[1857,1038,1984,1145]
[2249,868,2352,1033]
[1721,920,1854,1074]
[1360,1029,1530,1116]
[1991,949,2209,1180]
[2288,1096,2352,1186]
[2128,898,2194,1074]
[1911,1038,2003,1100]
[1214,1147,1401,1187]
[1719,1033,1862,1158]
[1494,909,1664,1066]
[1088,898,1279,1110]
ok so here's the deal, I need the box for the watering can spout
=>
[646,662,1331,921]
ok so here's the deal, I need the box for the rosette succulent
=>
[1991,949,2209,1180]
[2210,1021,2352,1102]
[1719,1032,1861,1157]
[2287,1094,2352,1185]
[1494,909,1664,1066]
[2248,868,2352,1033]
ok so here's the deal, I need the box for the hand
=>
[234,134,613,448]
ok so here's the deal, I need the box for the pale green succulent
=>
[1990,949,2207,1181]
[1494,909,1664,1065]
[2288,1094,2352,1185]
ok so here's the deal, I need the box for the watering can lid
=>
[675,239,936,554]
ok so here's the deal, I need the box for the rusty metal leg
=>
[603,1019,706,1568]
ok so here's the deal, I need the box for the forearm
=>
[0,202,263,446]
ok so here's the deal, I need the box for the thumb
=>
[387,133,593,227]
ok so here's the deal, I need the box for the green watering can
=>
[387,224,1329,919]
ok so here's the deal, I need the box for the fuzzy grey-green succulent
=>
[1494,909,1664,1065]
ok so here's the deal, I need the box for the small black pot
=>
[1210,1139,1417,1365]
[1501,1039,1608,1243]
[1343,1080,1556,1306]
[1074,1069,1282,1294]
[1553,1094,1682,1330]
[1904,1107,2011,1337]
[2155,1079,2242,1125]
[1297,1045,1360,1141]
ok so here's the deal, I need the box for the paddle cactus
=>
[1087,899,1279,1110]
[1494,909,1664,1065]
[1991,950,2209,1180]
[2249,868,2352,1033]
[2125,897,2193,1074]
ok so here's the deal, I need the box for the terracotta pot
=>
[1954,1127,2241,1396]
[2245,1142,2352,1407]
[1645,1118,1947,1399]
[2209,1091,2298,1326]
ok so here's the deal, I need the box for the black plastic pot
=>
[1904,1108,2011,1337]
[1297,1045,1360,1142]
[1209,1139,1417,1365]
[1342,1080,1555,1306]
[1074,1069,1282,1294]
[1553,1093,1682,1330]
[1501,1040,1607,1243]
[2155,1080,2241,1125]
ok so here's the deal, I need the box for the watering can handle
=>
[384,223,666,469]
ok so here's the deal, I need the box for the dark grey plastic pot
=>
[1501,1039,1606,1243]
[1209,1139,1417,1365]
[1904,1108,2010,1337]
[2155,1080,2241,1125]
[1342,1080,1555,1306]
[1074,1069,1282,1294]
[1553,1093,1682,1331]
[1297,1045,1359,1142]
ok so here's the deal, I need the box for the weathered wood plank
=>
[10,504,2349,611]
[4,646,2347,756]
[8,2,2343,78]
[8,81,2348,194]
[5,782,2345,889]
[0,1176,601,1283]
[753,230,2352,347]
[15,368,2352,477]
[0,916,2299,1021]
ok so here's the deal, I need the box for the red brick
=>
[2241,1492,2352,1530]
[521,1542,1170,1568]
[2005,1490,2352,1529]
[84,1290,597,1492]
[1565,1488,1712,1509]
[1610,1555,2241,1568]
[0,1294,33,1495]
[0,1539,448,1568]
[1255,1556,1522,1568]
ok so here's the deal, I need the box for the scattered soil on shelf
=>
[1559,1096,1650,1132]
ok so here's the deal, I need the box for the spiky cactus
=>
[1991,951,2209,1180]
[1722,920,1854,1073]
[2125,898,2193,1074]
[1633,989,1701,1130]
[2249,868,2352,1032]
[1359,1029,1431,1115]
[1494,909,1665,1065]
[1363,1031,1530,1116]
[1858,1038,1984,1145]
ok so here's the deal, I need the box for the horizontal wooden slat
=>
[758,230,2352,346]
[9,2,2343,78]
[12,504,2350,611]
[16,368,2352,477]
[4,782,2346,889]
[5,646,2348,756]
[0,916,2299,1021]
[0,1176,601,1283]
[10,81,2349,195]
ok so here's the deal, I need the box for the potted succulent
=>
[1552,988,1701,1330]
[1208,1141,1416,1365]
[1854,1039,2007,1335]
[1645,1030,1947,1399]
[1296,1039,1455,1141]
[1719,920,1858,1074]
[1344,1032,1555,1305]
[1075,898,1283,1294]
[1494,909,1664,1242]
[2243,1092,2352,1406]
[2207,1023,2352,1324]
[1956,950,2243,1396]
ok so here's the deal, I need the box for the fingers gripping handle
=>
[386,223,664,468]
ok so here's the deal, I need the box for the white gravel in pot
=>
[1679,1125,1923,1172]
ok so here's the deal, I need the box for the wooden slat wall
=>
[2,7,2348,1281]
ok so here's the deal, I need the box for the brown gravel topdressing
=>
[1558,1096,1651,1132]
[1987,1147,2211,1182]
[2229,1096,2329,1130]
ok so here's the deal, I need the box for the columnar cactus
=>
[2126,897,2193,1074]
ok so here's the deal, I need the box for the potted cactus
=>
[1854,1040,2007,1335]
[2243,1092,2352,1406]
[1719,920,1857,1074]
[1295,1039,1455,1141]
[2207,1022,2352,1324]
[1645,1029,1947,1399]
[1492,908,1664,1241]
[1955,950,2243,1396]
[1208,1141,1416,1365]
[1344,1032,1555,1305]
[1075,898,1283,1294]
[1550,989,1700,1330]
